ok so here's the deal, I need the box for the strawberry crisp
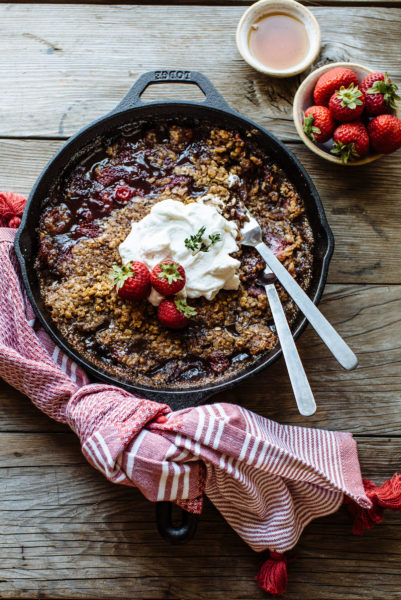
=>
[36,123,314,388]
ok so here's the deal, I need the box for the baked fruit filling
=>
[36,123,314,388]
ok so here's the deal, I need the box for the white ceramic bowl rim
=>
[236,0,321,77]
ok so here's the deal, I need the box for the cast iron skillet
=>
[15,70,334,542]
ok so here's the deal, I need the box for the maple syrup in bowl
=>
[236,0,321,77]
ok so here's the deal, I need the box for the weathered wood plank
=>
[0,568,399,600]
[0,439,400,599]
[0,5,400,139]
[0,432,83,467]
[2,1,401,5]
[0,138,399,285]
[0,382,69,433]
[0,283,400,434]
[0,4,400,599]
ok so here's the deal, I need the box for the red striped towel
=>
[1,205,399,595]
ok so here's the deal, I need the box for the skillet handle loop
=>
[109,70,232,114]
[156,501,198,545]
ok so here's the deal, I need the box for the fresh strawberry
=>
[110,261,150,300]
[328,84,365,122]
[157,298,197,329]
[303,106,335,143]
[360,72,401,116]
[150,260,185,296]
[331,121,370,163]
[313,67,359,106]
[367,114,401,154]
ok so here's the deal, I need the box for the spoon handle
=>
[256,242,358,370]
[265,282,316,416]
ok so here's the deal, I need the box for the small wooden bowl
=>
[293,62,386,166]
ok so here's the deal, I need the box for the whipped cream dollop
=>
[119,198,240,305]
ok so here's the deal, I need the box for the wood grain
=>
[0,439,400,599]
[0,138,399,285]
[0,5,400,139]
[1,3,401,599]
[0,284,400,435]
[3,1,401,4]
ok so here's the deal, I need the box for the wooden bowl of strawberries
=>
[293,62,401,165]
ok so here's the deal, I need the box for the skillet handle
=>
[110,71,227,543]
[156,501,198,544]
[109,69,232,114]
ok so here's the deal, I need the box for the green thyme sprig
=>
[209,232,222,245]
[184,226,222,255]
[185,226,206,252]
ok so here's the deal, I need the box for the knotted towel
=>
[1,193,400,595]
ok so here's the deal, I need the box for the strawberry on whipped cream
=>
[119,198,240,305]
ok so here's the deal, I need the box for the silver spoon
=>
[262,267,316,416]
[240,210,358,371]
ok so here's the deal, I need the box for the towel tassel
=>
[345,473,401,534]
[0,191,27,228]
[255,551,288,595]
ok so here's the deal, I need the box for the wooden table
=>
[1,2,400,598]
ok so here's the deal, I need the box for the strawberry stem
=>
[336,83,363,109]
[302,113,321,142]
[367,73,401,110]
[174,298,197,318]
[330,140,360,164]
[110,263,134,292]
[158,262,183,284]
